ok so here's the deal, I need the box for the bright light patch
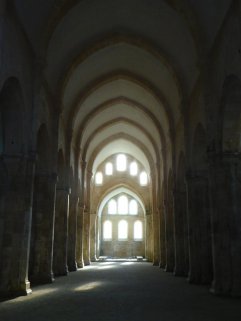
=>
[130,161,138,176]
[116,154,127,171]
[118,220,128,239]
[95,172,103,185]
[74,281,102,292]
[105,162,113,175]
[139,171,148,186]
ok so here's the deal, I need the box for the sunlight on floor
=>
[74,281,103,292]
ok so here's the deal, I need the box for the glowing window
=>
[134,221,143,240]
[129,199,138,215]
[130,161,138,176]
[116,154,127,171]
[95,172,103,185]
[140,171,148,186]
[103,220,112,240]
[108,199,117,214]
[105,162,113,175]
[118,195,128,214]
[118,220,128,239]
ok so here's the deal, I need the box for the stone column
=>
[53,186,70,276]
[90,213,97,261]
[67,195,78,271]
[209,152,241,296]
[165,196,175,272]
[173,189,189,276]
[83,209,90,265]
[152,208,160,266]
[76,204,84,268]
[29,172,57,284]
[0,152,35,298]
[145,211,152,261]
[159,204,166,268]
[186,170,212,284]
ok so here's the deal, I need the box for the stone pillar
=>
[76,205,84,268]
[90,213,97,261]
[53,186,70,276]
[186,170,212,284]
[67,195,78,271]
[0,152,35,298]
[209,153,241,296]
[83,209,90,265]
[165,197,175,272]
[152,209,160,266]
[173,189,189,276]
[29,172,57,284]
[159,204,166,268]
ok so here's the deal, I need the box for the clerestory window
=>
[118,220,128,240]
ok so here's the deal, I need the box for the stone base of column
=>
[165,264,174,273]
[30,272,54,285]
[0,281,32,301]
[152,260,159,266]
[210,282,241,297]
[84,259,90,266]
[68,261,78,272]
[77,260,84,268]
[54,268,68,277]
[174,268,186,277]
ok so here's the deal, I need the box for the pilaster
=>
[0,151,36,298]
[186,170,213,284]
[53,185,70,276]
[209,152,241,296]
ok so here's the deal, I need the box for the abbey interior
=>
[0,0,241,307]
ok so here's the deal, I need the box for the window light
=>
[129,199,138,215]
[139,171,148,186]
[118,220,128,239]
[118,195,128,214]
[105,162,113,175]
[103,220,112,240]
[108,199,117,214]
[134,220,143,240]
[116,154,127,171]
[95,172,103,185]
[130,161,138,176]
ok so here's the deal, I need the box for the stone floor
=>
[0,262,241,321]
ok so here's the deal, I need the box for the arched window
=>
[130,161,138,176]
[118,220,128,240]
[116,154,127,171]
[139,171,148,186]
[129,199,138,215]
[118,195,128,214]
[103,220,112,240]
[95,172,103,185]
[105,162,113,175]
[134,221,143,240]
[108,199,117,214]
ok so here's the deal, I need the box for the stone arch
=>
[96,187,146,259]
[220,75,241,152]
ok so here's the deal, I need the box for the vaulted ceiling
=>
[13,0,232,174]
